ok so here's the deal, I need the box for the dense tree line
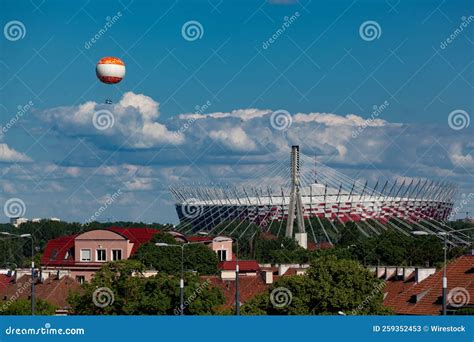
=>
[132,232,219,275]
[68,260,224,315]
[242,256,391,315]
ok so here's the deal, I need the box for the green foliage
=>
[68,260,224,315]
[133,232,219,275]
[0,298,56,315]
[253,236,306,263]
[242,256,391,315]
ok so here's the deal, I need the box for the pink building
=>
[187,236,234,261]
[41,227,233,283]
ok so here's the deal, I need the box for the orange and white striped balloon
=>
[96,57,126,84]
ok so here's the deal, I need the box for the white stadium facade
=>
[171,146,467,247]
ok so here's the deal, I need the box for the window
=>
[111,249,122,261]
[80,249,91,262]
[76,275,85,284]
[50,249,58,261]
[96,249,106,262]
[64,248,74,260]
[217,250,227,261]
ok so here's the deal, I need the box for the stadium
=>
[171,146,464,247]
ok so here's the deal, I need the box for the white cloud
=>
[178,108,271,121]
[209,126,257,152]
[39,92,184,149]
[293,112,388,127]
[449,143,474,168]
[0,143,32,162]
[124,178,153,191]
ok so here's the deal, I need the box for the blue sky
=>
[0,0,473,224]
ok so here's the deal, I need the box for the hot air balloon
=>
[96,56,126,104]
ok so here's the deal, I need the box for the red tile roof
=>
[41,234,78,267]
[41,227,162,266]
[0,275,82,311]
[384,272,416,305]
[0,274,13,290]
[219,260,260,272]
[384,255,474,315]
[202,275,269,308]
[187,236,213,243]
[308,241,333,251]
[107,227,161,254]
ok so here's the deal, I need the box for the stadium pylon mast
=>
[285,145,307,249]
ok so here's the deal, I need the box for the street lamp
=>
[412,227,473,315]
[155,240,210,315]
[0,232,35,315]
[233,238,240,316]
[155,242,185,315]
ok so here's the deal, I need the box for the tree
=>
[0,299,56,315]
[133,232,219,275]
[253,235,306,263]
[242,256,391,315]
[68,260,224,315]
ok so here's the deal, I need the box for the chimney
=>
[278,264,290,276]
[385,267,397,280]
[262,270,273,284]
[376,266,386,278]
[415,267,436,283]
[403,267,416,281]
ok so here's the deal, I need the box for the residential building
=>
[41,227,233,283]
[187,235,233,261]
[41,227,186,282]
[10,217,28,228]
[382,254,474,315]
